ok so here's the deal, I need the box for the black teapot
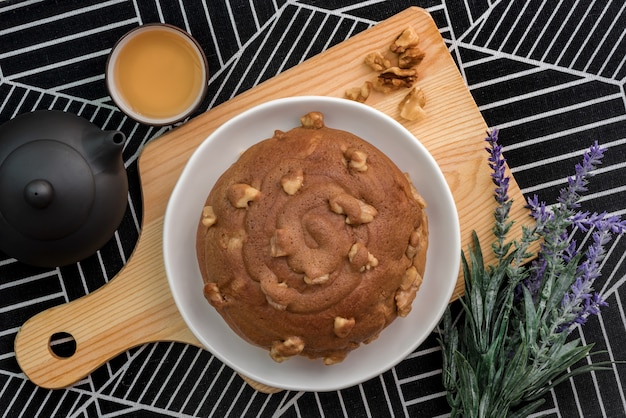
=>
[0,110,128,267]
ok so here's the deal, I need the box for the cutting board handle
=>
[13,221,281,393]
[14,222,200,389]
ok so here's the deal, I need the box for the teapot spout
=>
[105,130,126,148]
[84,129,126,170]
[99,130,126,152]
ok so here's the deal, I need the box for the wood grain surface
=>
[14,7,529,391]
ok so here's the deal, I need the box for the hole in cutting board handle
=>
[49,332,77,358]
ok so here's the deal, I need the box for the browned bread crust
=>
[196,112,428,364]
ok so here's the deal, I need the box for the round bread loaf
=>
[196,111,428,365]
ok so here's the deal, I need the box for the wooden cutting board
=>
[14,7,529,392]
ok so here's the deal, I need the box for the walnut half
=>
[344,81,372,103]
[399,86,426,121]
[399,47,425,69]
[364,51,391,72]
[378,67,418,89]
[390,26,420,54]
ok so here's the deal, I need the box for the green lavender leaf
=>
[455,352,479,416]
[508,399,545,418]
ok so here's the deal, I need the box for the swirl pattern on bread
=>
[196,112,428,364]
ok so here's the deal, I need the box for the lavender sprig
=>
[439,132,624,417]
[486,129,513,261]
[557,141,605,210]
[523,141,625,334]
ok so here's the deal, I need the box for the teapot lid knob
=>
[24,179,54,209]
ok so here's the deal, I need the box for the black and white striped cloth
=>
[1,1,625,417]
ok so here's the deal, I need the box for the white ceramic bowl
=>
[163,96,460,392]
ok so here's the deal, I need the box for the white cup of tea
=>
[106,24,209,125]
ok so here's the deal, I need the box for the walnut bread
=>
[196,111,429,365]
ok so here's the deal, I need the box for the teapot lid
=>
[0,139,94,240]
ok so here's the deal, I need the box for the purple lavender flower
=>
[559,224,617,332]
[485,129,515,260]
[570,211,626,234]
[558,141,605,210]
[486,134,622,330]
[485,129,509,208]
[517,142,625,330]
[526,195,553,226]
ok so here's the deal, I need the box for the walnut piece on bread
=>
[300,111,324,129]
[201,206,216,227]
[348,242,379,272]
[270,336,304,362]
[329,194,378,225]
[333,316,356,338]
[280,169,304,195]
[344,147,368,172]
[203,282,225,307]
[227,183,261,208]
[395,266,423,317]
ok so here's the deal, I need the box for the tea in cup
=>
[106,24,208,125]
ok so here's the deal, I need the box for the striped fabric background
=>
[1,0,625,417]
